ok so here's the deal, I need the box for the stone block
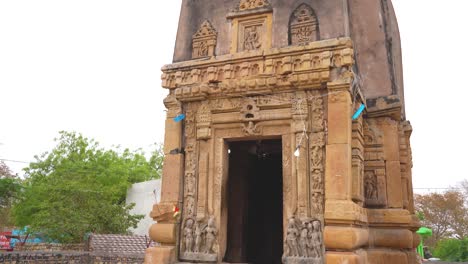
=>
[144,246,176,264]
[161,154,184,203]
[386,161,403,208]
[369,228,413,249]
[324,226,369,250]
[327,98,352,145]
[382,120,400,161]
[326,252,363,264]
[366,249,408,264]
[149,223,177,244]
[163,119,182,154]
[325,200,368,224]
[325,144,352,200]
[367,208,412,225]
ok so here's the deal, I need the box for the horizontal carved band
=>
[162,38,354,101]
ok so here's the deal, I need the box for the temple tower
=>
[145,0,419,263]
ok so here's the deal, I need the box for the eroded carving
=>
[243,26,262,51]
[290,4,319,45]
[283,217,324,264]
[364,171,378,200]
[181,216,218,262]
[193,20,217,59]
[239,0,270,11]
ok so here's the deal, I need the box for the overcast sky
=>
[1,0,467,193]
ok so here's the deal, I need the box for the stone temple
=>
[145,0,419,263]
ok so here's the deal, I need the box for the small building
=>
[126,180,161,236]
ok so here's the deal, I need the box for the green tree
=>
[433,238,468,262]
[415,190,468,247]
[12,131,163,243]
[0,161,21,227]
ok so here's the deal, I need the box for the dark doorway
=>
[224,139,283,264]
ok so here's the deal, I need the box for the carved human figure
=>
[186,197,195,216]
[204,216,217,254]
[198,41,208,57]
[184,219,195,252]
[194,222,204,253]
[364,171,378,199]
[306,221,314,256]
[312,170,322,190]
[244,26,261,51]
[311,146,323,167]
[243,121,260,135]
[310,220,323,258]
[311,192,323,213]
[299,221,309,257]
[286,218,300,257]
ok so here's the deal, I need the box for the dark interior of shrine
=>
[224,139,283,264]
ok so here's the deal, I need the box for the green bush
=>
[433,238,468,262]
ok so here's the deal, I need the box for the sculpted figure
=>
[312,170,322,190]
[184,219,195,252]
[299,221,309,257]
[204,216,217,254]
[244,26,261,50]
[286,218,300,257]
[364,172,378,199]
[310,220,323,258]
[198,41,208,57]
[311,192,323,213]
[194,222,203,253]
[311,146,323,167]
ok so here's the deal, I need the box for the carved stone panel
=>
[238,19,266,52]
[283,217,324,264]
[197,102,212,140]
[309,92,326,218]
[192,20,217,59]
[290,4,319,45]
[180,216,218,262]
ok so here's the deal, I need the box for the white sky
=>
[1,0,467,193]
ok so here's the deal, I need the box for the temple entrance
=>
[224,139,283,264]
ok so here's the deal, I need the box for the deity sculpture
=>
[244,26,261,51]
[286,218,300,257]
[184,219,195,252]
[204,216,217,254]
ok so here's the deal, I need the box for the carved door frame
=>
[212,124,293,261]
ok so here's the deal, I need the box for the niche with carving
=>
[192,20,217,59]
[289,4,319,45]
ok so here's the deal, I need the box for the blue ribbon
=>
[352,104,366,120]
[173,114,186,122]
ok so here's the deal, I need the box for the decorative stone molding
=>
[290,4,319,45]
[192,20,217,59]
[161,39,354,102]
